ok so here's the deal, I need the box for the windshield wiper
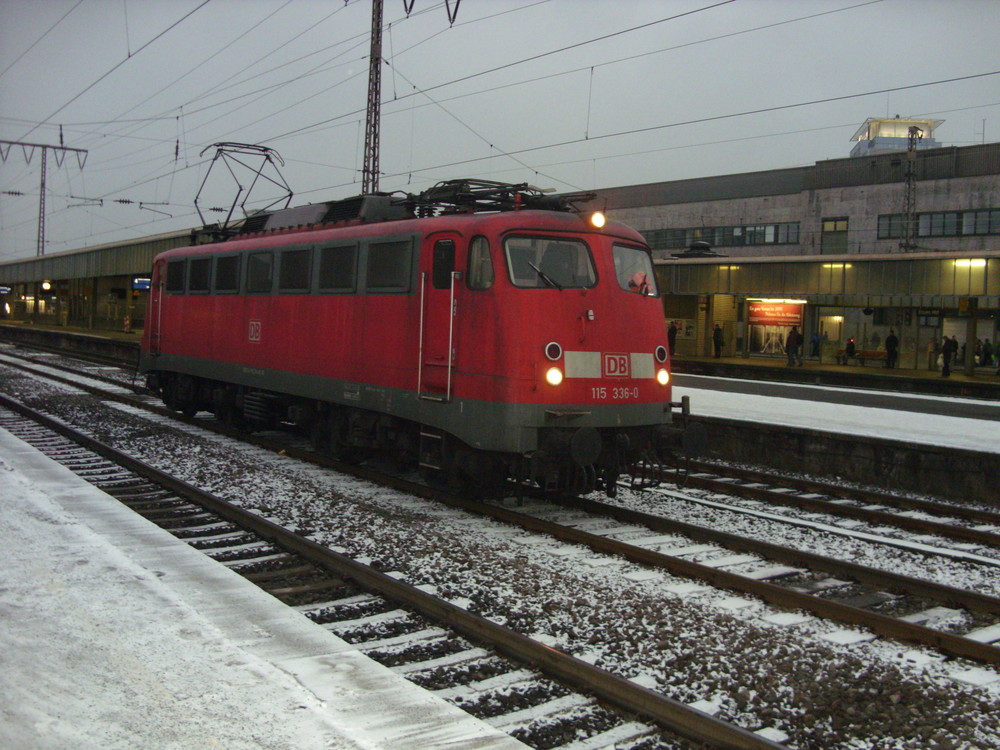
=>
[527,261,563,290]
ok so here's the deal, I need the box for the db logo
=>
[248,319,262,343]
[602,353,630,378]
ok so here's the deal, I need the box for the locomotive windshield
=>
[613,243,658,296]
[504,236,596,289]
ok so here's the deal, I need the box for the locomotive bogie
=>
[140,203,689,497]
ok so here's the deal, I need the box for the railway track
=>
[509,489,1000,664]
[3,347,1000,665]
[3,346,1000,747]
[0,395,785,750]
[680,460,1000,549]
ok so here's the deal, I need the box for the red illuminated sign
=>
[748,302,803,327]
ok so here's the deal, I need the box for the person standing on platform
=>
[786,326,803,367]
[843,337,856,365]
[667,321,678,357]
[712,324,724,358]
[941,335,958,377]
[884,329,899,368]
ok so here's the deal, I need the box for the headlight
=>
[656,368,670,386]
[545,367,564,386]
[589,211,606,228]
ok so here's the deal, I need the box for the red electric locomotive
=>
[139,180,698,495]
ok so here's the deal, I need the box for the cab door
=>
[147,259,165,355]
[419,234,461,400]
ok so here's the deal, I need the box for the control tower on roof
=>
[849,116,943,157]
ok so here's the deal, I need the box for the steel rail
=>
[681,462,1000,548]
[7,357,999,661]
[0,393,782,750]
[500,490,1000,664]
[688,460,1000,524]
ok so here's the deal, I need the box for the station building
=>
[0,229,190,333]
[599,118,1000,370]
[1,118,998,371]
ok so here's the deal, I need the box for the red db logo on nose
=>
[603,353,629,378]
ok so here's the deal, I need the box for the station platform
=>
[0,427,529,750]
[673,352,1000,400]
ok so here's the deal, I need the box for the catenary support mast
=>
[362,0,384,195]
[362,1,460,195]
[0,139,88,256]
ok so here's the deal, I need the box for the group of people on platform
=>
[672,318,999,376]
[931,335,997,377]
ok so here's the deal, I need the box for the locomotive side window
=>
[467,236,493,290]
[504,236,596,289]
[612,244,658,296]
[318,244,356,292]
[432,239,455,289]
[165,260,186,293]
[214,255,240,293]
[246,251,274,294]
[188,257,212,293]
[279,247,312,293]
[366,239,412,293]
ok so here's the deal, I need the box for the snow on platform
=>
[0,428,529,750]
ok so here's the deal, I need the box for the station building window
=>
[821,217,848,254]
[878,208,1000,239]
[643,222,799,250]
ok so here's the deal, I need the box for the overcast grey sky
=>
[1,0,998,261]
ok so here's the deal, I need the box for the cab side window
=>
[612,243,658,296]
[467,236,493,290]
[432,239,456,289]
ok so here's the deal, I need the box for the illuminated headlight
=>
[589,211,606,228]
[545,367,564,386]
[656,368,670,386]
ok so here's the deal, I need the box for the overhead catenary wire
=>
[1,0,996,259]
[15,1,213,144]
[0,0,86,81]
[0,0,874,189]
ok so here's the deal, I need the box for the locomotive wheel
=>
[214,388,248,431]
[161,376,181,412]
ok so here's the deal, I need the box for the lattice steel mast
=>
[362,0,461,195]
[900,125,923,251]
[361,0,384,195]
[0,139,88,256]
